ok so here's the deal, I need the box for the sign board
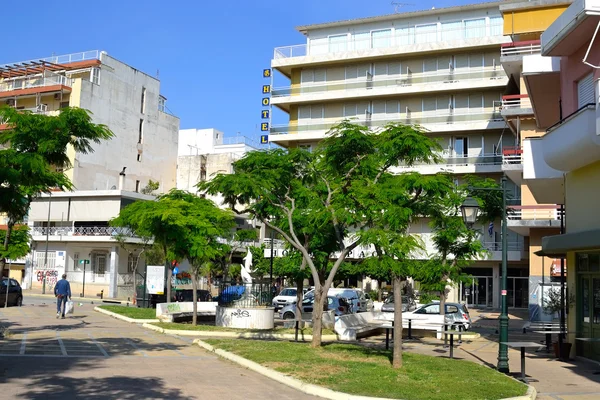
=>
[146,265,165,295]
[79,259,90,265]
[260,135,269,144]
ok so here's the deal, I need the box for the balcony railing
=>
[481,241,524,252]
[507,205,560,221]
[500,40,541,57]
[31,226,134,237]
[0,50,101,70]
[272,67,505,98]
[271,109,502,135]
[397,153,502,169]
[0,73,72,93]
[502,146,523,164]
[219,135,262,148]
[274,22,504,59]
[501,95,532,109]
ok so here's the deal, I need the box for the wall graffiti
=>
[36,270,59,288]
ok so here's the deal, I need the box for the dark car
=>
[0,278,23,307]
[173,289,212,302]
[381,295,417,313]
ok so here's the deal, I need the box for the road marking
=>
[56,331,67,356]
[87,333,109,357]
[118,333,148,357]
[143,331,186,356]
[19,332,27,355]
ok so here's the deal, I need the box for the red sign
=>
[501,290,507,295]
[551,259,566,277]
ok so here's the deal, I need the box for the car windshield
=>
[384,295,409,304]
[280,289,296,296]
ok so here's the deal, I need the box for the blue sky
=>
[1,0,484,142]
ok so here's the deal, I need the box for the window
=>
[328,34,347,53]
[158,96,166,112]
[371,29,391,49]
[96,255,106,275]
[135,180,140,192]
[36,251,56,269]
[577,73,595,108]
[60,101,70,109]
[140,87,146,114]
[489,17,503,36]
[416,304,440,314]
[415,24,437,44]
[91,68,100,85]
[73,252,79,270]
[395,26,414,45]
[138,119,144,144]
[446,305,459,314]
[441,21,463,41]
[280,289,296,296]
[464,18,486,39]
[353,32,370,50]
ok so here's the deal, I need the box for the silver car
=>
[408,302,472,330]
[381,295,417,313]
[279,295,349,320]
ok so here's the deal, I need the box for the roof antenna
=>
[391,2,415,13]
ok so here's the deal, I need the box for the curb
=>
[94,307,159,324]
[142,323,338,341]
[28,292,100,303]
[194,339,536,400]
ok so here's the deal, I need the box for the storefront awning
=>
[537,229,600,256]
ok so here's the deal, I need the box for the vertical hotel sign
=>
[260,68,272,144]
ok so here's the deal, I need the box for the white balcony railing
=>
[0,50,101,70]
[0,73,72,93]
[397,153,502,169]
[272,66,505,98]
[31,226,134,237]
[502,146,523,164]
[507,205,560,221]
[500,95,532,109]
[500,40,542,57]
[274,22,504,59]
[481,241,524,252]
[271,109,502,135]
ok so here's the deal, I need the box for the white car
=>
[303,288,373,313]
[272,288,299,311]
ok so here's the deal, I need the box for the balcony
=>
[502,146,523,185]
[522,137,564,205]
[542,0,600,57]
[271,67,506,108]
[500,40,541,81]
[30,226,137,242]
[0,73,72,98]
[522,54,561,129]
[500,95,533,117]
[269,109,504,146]
[394,153,503,175]
[272,22,507,74]
[507,205,562,236]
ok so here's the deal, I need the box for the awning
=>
[537,229,600,256]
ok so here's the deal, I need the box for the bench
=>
[155,301,218,322]
[334,311,445,341]
[522,321,561,334]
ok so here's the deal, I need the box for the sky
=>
[1,0,486,143]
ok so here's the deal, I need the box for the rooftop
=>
[0,50,102,76]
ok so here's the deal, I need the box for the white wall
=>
[178,128,225,156]
[72,53,179,193]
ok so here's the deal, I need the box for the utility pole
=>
[42,192,52,294]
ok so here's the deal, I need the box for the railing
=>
[501,95,532,109]
[219,135,262,148]
[270,109,502,135]
[0,50,101,70]
[62,270,109,284]
[272,67,505,98]
[274,23,504,59]
[217,282,274,308]
[502,146,523,164]
[30,226,134,237]
[397,153,502,168]
[0,73,72,93]
[500,40,541,57]
[118,273,135,286]
[507,205,560,221]
[481,241,524,252]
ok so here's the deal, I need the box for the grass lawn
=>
[153,322,336,336]
[204,339,527,400]
[99,305,156,319]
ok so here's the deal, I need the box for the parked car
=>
[279,295,350,320]
[303,288,371,313]
[272,287,299,311]
[0,278,23,307]
[405,302,472,330]
[173,289,212,303]
[381,295,417,313]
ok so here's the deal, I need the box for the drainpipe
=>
[118,167,126,191]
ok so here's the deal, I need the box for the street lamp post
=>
[461,176,509,373]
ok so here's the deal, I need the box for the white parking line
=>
[87,333,109,357]
[19,332,27,355]
[56,331,68,356]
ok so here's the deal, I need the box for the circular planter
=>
[216,306,275,330]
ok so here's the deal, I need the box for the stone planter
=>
[216,306,275,330]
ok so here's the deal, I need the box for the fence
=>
[216,282,275,308]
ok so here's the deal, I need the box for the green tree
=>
[200,121,446,348]
[0,225,30,308]
[141,179,160,195]
[0,106,113,276]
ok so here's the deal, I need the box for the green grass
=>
[153,322,336,336]
[99,305,156,319]
[204,339,527,400]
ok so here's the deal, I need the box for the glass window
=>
[281,289,296,296]
[465,18,486,39]
[328,34,347,53]
[371,29,391,49]
[423,304,440,314]
[582,277,590,323]
[395,26,414,45]
[353,32,370,50]
[446,305,459,313]
[415,24,438,44]
[594,278,600,324]
[489,17,503,36]
[441,21,463,41]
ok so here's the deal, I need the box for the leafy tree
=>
[113,231,153,304]
[0,106,113,276]
[0,225,30,308]
[199,121,447,348]
[141,179,160,195]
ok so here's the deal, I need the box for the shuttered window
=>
[578,73,595,108]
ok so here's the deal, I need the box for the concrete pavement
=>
[0,299,316,399]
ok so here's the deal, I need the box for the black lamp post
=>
[461,176,509,373]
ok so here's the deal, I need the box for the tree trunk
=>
[393,275,403,369]
[295,275,304,325]
[311,284,325,347]
[1,222,14,278]
[192,272,198,325]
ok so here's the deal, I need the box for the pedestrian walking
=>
[54,274,71,319]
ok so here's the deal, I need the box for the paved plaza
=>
[0,298,316,400]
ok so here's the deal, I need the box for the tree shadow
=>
[15,375,186,399]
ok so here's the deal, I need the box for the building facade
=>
[519,0,600,359]
[268,1,540,309]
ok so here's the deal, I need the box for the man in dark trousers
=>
[54,274,72,319]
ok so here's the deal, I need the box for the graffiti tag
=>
[36,270,58,288]
[231,309,250,318]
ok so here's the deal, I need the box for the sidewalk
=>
[24,289,123,304]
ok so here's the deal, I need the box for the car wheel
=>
[15,296,23,307]
[283,312,295,320]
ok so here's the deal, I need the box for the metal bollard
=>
[444,323,448,347]
[408,319,413,339]
[457,324,463,344]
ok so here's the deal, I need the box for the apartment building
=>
[518,0,600,359]
[0,50,180,297]
[499,0,573,320]
[268,1,533,309]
